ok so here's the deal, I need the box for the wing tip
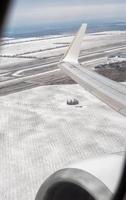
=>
[61,23,87,64]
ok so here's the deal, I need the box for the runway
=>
[0,42,126,96]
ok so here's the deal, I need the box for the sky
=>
[8,0,126,27]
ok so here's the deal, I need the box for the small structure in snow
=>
[67,98,79,105]
[107,53,126,64]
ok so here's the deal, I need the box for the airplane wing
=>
[59,24,126,117]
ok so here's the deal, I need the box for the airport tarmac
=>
[0,42,126,96]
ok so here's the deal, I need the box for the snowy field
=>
[1,31,126,67]
[0,84,125,200]
[0,57,34,67]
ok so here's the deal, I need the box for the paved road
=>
[0,43,126,96]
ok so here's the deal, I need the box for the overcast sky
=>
[8,0,126,27]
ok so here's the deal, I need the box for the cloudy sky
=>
[8,0,126,27]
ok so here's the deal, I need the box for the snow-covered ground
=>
[107,51,126,63]
[0,57,34,67]
[121,82,126,85]
[0,84,125,200]
[1,31,126,67]
[0,35,72,56]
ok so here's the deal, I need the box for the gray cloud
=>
[8,1,126,26]
[15,0,126,6]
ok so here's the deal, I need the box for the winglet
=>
[62,23,87,64]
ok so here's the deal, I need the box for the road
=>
[0,43,126,96]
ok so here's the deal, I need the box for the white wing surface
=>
[59,24,126,117]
